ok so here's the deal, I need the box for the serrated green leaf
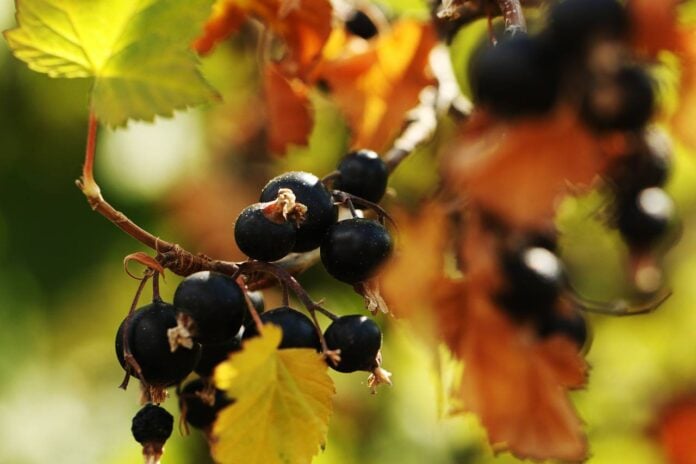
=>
[214,325,335,464]
[4,0,218,126]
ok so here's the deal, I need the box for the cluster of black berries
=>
[116,149,396,456]
[234,149,393,285]
[469,0,654,131]
[495,233,589,350]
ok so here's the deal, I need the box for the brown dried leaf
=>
[445,110,606,229]
[264,63,313,154]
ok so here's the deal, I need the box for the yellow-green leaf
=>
[213,325,335,464]
[3,0,218,126]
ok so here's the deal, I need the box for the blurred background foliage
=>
[2,1,696,463]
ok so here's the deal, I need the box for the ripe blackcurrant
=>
[581,65,655,132]
[235,202,297,262]
[497,246,565,319]
[547,0,628,54]
[243,306,321,351]
[617,187,675,249]
[116,300,201,387]
[537,310,590,351]
[469,34,560,118]
[194,335,242,377]
[178,379,233,430]
[321,218,392,284]
[609,131,672,196]
[323,315,382,373]
[345,9,378,39]
[334,149,389,204]
[173,271,246,345]
[260,172,337,252]
[132,404,174,445]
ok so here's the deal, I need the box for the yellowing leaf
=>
[213,325,334,464]
[4,0,218,126]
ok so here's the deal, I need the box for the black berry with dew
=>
[581,65,655,132]
[116,301,201,387]
[178,378,233,430]
[345,9,378,39]
[547,0,628,55]
[334,149,389,204]
[260,172,337,252]
[235,188,306,262]
[537,310,590,352]
[321,218,393,284]
[323,315,382,373]
[469,34,560,118]
[617,187,675,249]
[194,335,242,377]
[243,306,321,351]
[173,271,246,345]
[131,404,173,464]
[497,245,565,320]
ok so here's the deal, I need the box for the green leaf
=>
[3,0,218,126]
[214,325,335,464]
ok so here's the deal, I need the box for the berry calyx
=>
[243,306,321,351]
[173,271,246,345]
[116,300,201,388]
[235,198,299,262]
[334,149,389,204]
[321,218,393,284]
[323,315,382,373]
[178,378,233,430]
[131,404,173,464]
[260,172,337,252]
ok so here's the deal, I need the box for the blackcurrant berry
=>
[323,315,382,373]
[116,301,201,387]
[132,404,173,445]
[469,34,560,118]
[617,187,675,249]
[609,131,672,196]
[537,310,590,351]
[345,9,378,39]
[334,149,389,204]
[260,172,337,252]
[243,306,321,351]
[235,202,297,261]
[194,335,242,377]
[581,65,655,132]
[547,0,628,54]
[173,271,246,345]
[321,218,392,284]
[497,246,565,319]
[178,379,233,430]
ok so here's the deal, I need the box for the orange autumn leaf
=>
[657,398,696,464]
[670,28,696,150]
[445,110,607,229]
[628,0,681,57]
[318,21,437,152]
[195,0,332,77]
[264,63,313,154]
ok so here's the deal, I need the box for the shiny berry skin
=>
[178,379,232,430]
[243,306,321,351]
[581,65,654,132]
[131,404,174,446]
[617,187,675,249]
[260,172,337,252]
[116,301,201,387]
[324,315,382,373]
[547,0,628,54]
[247,291,265,314]
[497,246,565,319]
[469,34,560,118]
[194,335,242,377]
[173,271,246,345]
[321,218,392,284]
[609,131,672,197]
[345,9,378,39]
[334,150,388,204]
[235,203,296,261]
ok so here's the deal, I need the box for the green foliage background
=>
[2,2,696,463]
